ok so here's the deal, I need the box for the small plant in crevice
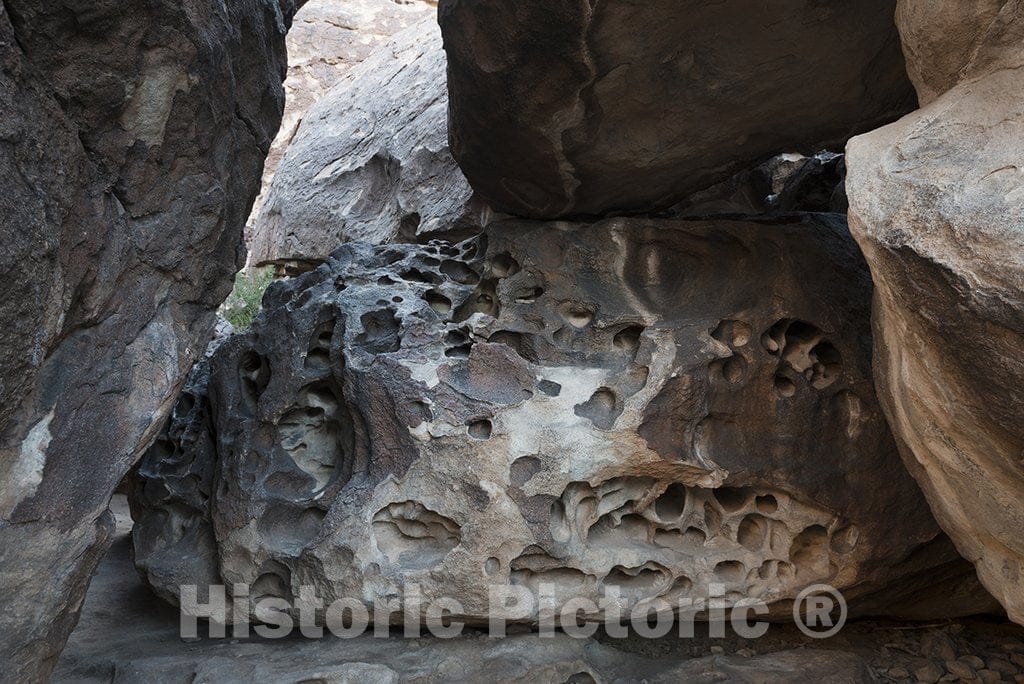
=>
[221,267,274,330]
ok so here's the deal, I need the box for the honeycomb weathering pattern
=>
[133,216,964,623]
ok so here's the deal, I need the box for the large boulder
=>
[0,0,292,679]
[437,0,916,219]
[246,0,437,242]
[894,0,1011,106]
[133,216,982,625]
[249,15,487,272]
[847,0,1024,623]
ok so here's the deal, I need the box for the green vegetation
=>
[221,267,274,329]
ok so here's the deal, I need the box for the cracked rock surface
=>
[437,0,916,218]
[249,14,488,272]
[133,216,985,624]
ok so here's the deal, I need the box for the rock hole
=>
[603,563,670,597]
[654,483,687,521]
[400,267,440,285]
[563,673,597,684]
[737,514,768,551]
[356,309,401,353]
[755,494,778,514]
[774,376,796,397]
[711,319,752,347]
[453,279,499,321]
[372,501,461,570]
[550,499,571,543]
[251,568,289,604]
[488,330,539,363]
[304,320,335,369]
[444,344,472,358]
[587,513,649,545]
[239,350,270,406]
[510,456,542,487]
[790,524,831,579]
[613,325,643,352]
[484,557,500,576]
[713,560,746,583]
[424,289,452,315]
[713,487,749,512]
[720,356,745,382]
[440,259,480,285]
[683,526,707,545]
[467,419,492,440]
[490,252,520,277]
[565,309,593,329]
[574,387,620,430]
[514,286,545,303]
[808,341,843,389]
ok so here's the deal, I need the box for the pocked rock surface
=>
[134,217,975,624]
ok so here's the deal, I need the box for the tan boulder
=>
[847,0,1024,622]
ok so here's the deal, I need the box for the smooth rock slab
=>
[136,216,966,624]
[438,0,916,218]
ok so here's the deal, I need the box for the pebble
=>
[887,666,909,679]
[946,660,977,680]
[1012,654,1024,669]
[915,662,944,683]
[978,670,1001,684]
[923,634,958,661]
[988,658,1018,675]
[736,648,755,658]
[962,656,988,669]
[709,645,724,655]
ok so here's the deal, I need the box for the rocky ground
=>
[54,497,1024,683]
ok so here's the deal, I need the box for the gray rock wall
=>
[0,1,293,679]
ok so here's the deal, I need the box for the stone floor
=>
[52,497,1024,683]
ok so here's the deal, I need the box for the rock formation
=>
[437,0,916,218]
[846,0,1024,623]
[894,0,1011,106]
[249,15,486,272]
[134,216,973,624]
[0,1,292,679]
[246,0,438,242]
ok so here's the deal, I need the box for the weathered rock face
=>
[847,0,1024,624]
[437,0,916,219]
[250,15,487,272]
[134,216,970,624]
[246,0,437,242]
[0,1,292,679]
[894,0,1011,106]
